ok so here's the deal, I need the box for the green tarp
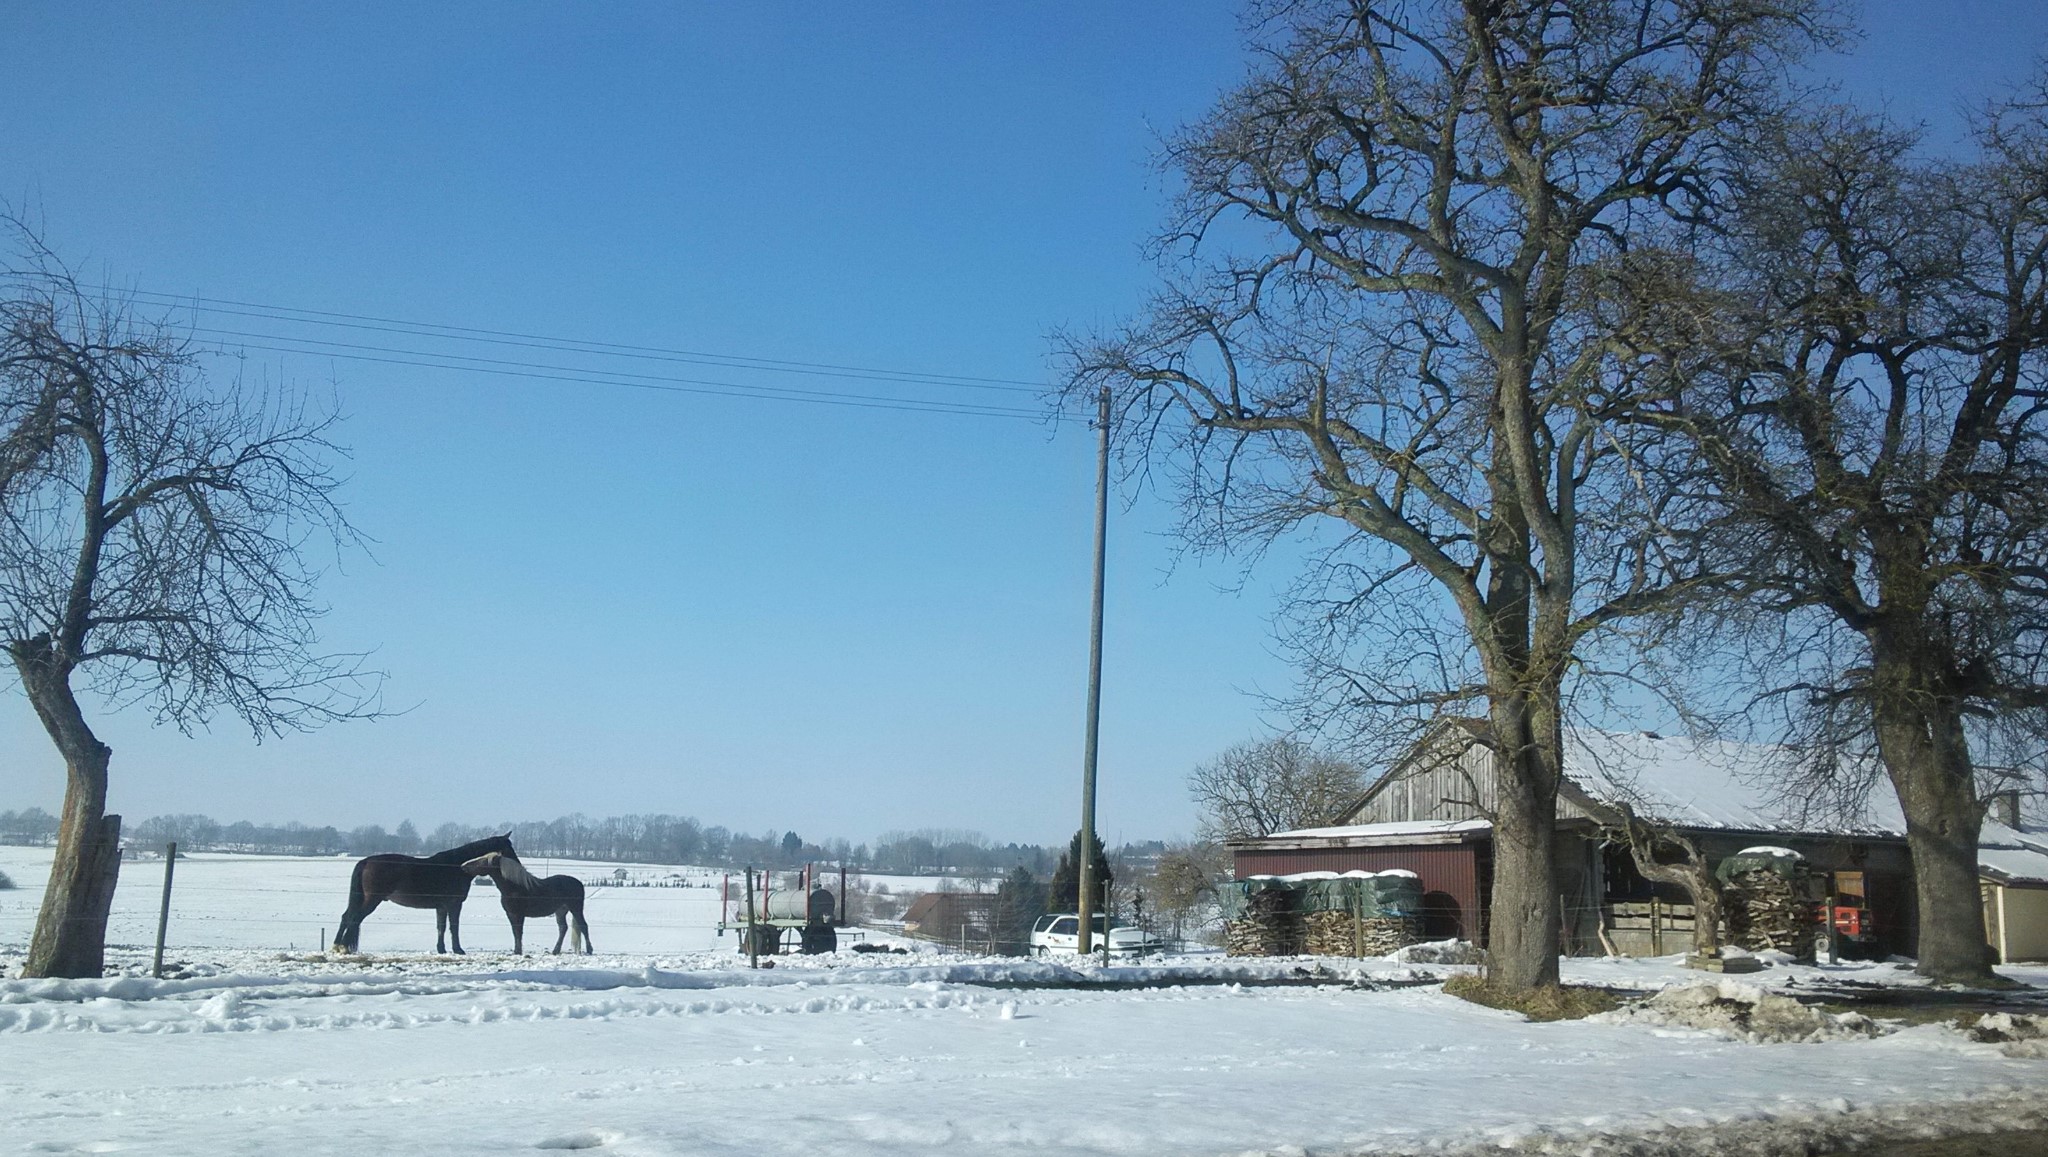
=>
[1715,846,1806,883]
[1220,873,1423,920]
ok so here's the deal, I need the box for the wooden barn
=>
[1229,722,2041,961]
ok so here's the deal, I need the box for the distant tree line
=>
[0,806,1158,878]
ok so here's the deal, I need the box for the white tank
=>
[763,886,836,923]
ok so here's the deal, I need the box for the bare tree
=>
[1189,736,1365,840]
[1149,840,1230,948]
[0,238,377,978]
[1643,94,2048,983]
[1059,0,1827,990]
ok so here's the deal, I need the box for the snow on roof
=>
[1266,818,1492,840]
[1978,844,2048,885]
[1561,729,1908,838]
[1980,820,2048,885]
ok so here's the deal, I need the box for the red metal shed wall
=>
[1233,845,1486,942]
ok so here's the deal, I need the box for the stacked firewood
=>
[1723,869,1815,959]
[1302,911,1421,957]
[1224,888,1303,956]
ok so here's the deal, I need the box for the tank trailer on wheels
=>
[718,864,842,955]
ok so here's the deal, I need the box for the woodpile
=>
[1224,888,1302,956]
[1303,911,1421,957]
[1724,869,1815,960]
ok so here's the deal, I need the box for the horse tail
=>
[334,858,371,952]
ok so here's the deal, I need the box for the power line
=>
[209,337,1047,420]
[1,272,1049,395]
[187,324,1047,414]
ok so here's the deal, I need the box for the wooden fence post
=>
[744,866,759,970]
[152,841,178,978]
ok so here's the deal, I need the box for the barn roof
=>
[1558,729,1909,838]
[1229,818,1490,850]
[1250,727,2048,882]
[1979,820,2048,886]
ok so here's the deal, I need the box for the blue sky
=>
[0,2,2043,847]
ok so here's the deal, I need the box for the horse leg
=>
[552,909,568,955]
[510,912,525,956]
[337,894,382,953]
[448,901,465,956]
[435,907,448,954]
[575,905,592,954]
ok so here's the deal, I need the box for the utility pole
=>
[1077,386,1110,957]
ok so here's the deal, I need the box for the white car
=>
[1028,913,1163,958]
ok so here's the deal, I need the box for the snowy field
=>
[0,846,950,956]
[3,848,2048,1156]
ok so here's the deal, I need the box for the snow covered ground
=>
[3,847,2048,1156]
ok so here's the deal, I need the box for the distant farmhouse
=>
[900,891,998,951]
[1228,722,2048,963]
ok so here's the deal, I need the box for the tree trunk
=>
[18,654,122,980]
[1645,850,1723,959]
[1874,697,1997,985]
[1582,800,1724,957]
[1485,695,1563,990]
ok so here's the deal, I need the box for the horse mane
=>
[490,852,542,892]
[425,833,515,864]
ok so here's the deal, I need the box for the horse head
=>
[461,852,501,877]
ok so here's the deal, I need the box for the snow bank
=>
[0,944,2042,1157]
[1593,981,1882,1044]
[1964,1012,2048,1058]
[1401,1088,2048,1157]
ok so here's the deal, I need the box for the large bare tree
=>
[1189,736,1365,840]
[1058,0,1826,990]
[0,243,376,978]
[1646,95,2048,984]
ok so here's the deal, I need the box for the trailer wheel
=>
[801,924,838,954]
[741,924,781,957]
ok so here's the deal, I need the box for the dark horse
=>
[461,851,593,955]
[331,833,515,954]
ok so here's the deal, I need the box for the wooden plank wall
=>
[1346,740,1594,825]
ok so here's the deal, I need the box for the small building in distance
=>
[900,891,998,951]
[1978,817,2048,964]
[1228,721,2043,962]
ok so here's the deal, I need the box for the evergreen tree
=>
[994,865,1049,953]
[1047,830,1111,913]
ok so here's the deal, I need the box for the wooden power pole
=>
[1077,386,1109,957]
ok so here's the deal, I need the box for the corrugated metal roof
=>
[1259,728,2033,882]
[1560,729,1909,837]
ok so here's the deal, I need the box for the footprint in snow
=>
[535,1128,626,1150]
